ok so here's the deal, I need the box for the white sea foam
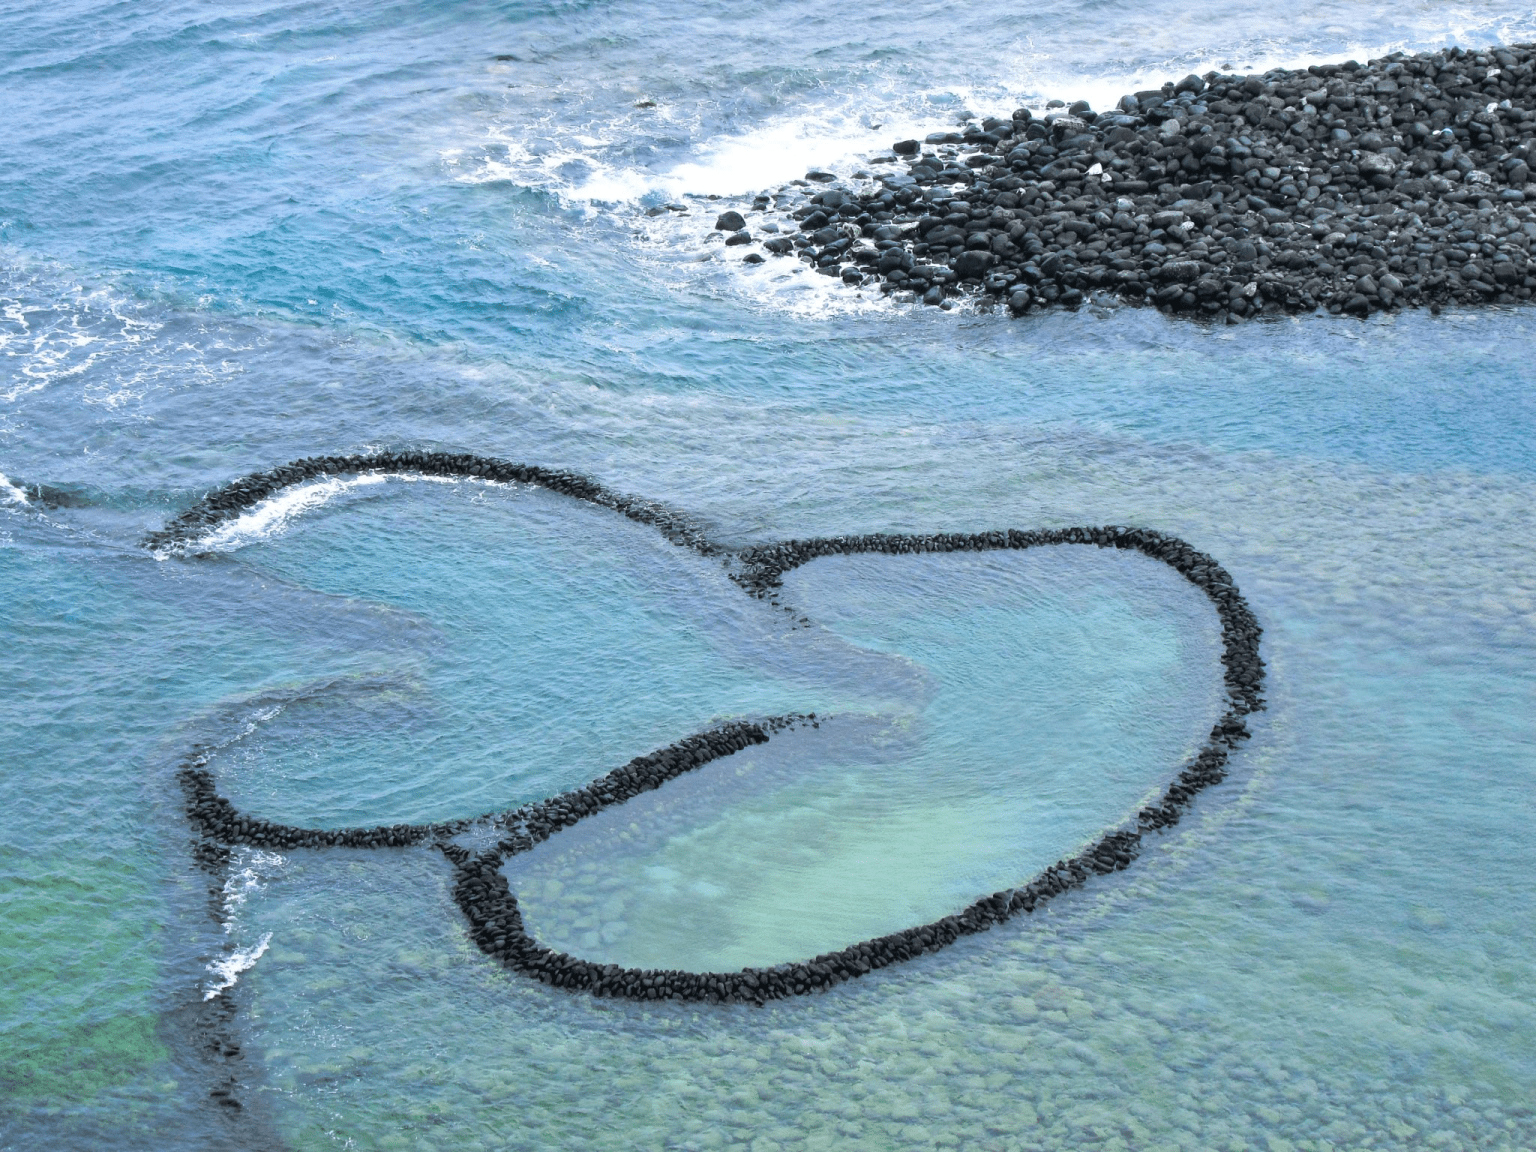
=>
[0,471,27,506]
[579,113,925,205]
[0,287,121,404]
[0,265,247,413]
[204,932,273,1000]
[195,472,390,552]
[456,98,946,208]
[220,847,286,927]
[203,844,285,999]
[185,469,506,553]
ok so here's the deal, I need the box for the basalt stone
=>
[714,210,746,231]
[1159,260,1202,283]
[953,250,993,279]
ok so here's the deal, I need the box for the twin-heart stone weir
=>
[161,450,1265,1004]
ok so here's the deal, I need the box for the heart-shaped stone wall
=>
[160,450,1264,1004]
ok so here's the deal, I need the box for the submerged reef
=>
[721,45,1536,318]
[158,450,1264,1003]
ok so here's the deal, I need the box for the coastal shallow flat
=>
[2,0,1534,1149]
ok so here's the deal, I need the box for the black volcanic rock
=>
[732,44,1536,320]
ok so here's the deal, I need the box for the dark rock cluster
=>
[158,452,1264,1003]
[731,44,1536,318]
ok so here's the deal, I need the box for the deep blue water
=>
[3,1,1535,1148]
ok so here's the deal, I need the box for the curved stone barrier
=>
[159,451,1264,1003]
[144,450,720,556]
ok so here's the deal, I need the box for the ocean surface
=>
[3,1,1535,1149]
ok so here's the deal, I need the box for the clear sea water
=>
[2,1,1535,1149]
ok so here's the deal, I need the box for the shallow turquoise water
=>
[507,546,1221,971]
[2,0,1535,1148]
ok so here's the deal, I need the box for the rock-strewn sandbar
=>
[722,45,1536,319]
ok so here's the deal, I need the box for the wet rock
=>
[953,250,993,279]
[724,230,752,246]
[714,210,746,231]
[723,44,1536,322]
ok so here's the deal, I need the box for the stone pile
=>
[727,45,1536,318]
[158,451,1264,1002]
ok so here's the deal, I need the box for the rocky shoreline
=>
[160,451,1264,1004]
[711,44,1536,318]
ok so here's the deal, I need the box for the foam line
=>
[205,932,273,1001]
[196,474,388,551]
